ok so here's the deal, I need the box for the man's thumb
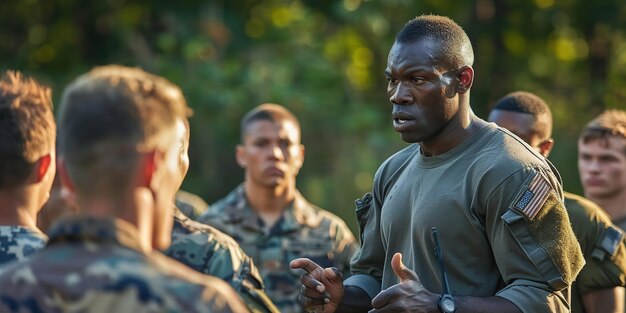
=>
[391,252,419,282]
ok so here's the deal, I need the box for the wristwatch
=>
[438,293,456,313]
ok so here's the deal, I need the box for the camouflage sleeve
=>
[206,237,280,313]
[484,168,585,313]
[167,213,278,313]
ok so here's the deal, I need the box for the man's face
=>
[151,118,188,250]
[578,136,626,199]
[237,119,304,190]
[385,39,459,144]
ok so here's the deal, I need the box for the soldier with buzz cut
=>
[0,65,247,312]
[488,91,626,313]
[0,70,55,266]
[198,103,358,313]
[291,15,584,313]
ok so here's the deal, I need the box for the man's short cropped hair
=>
[492,91,553,140]
[580,109,626,154]
[240,103,300,141]
[0,70,55,189]
[395,14,474,69]
[58,65,191,197]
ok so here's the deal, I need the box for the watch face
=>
[439,296,456,313]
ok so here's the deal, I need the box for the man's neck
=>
[245,182,295,225]
[76,189,153,253]
[0,190,39,230]
[420,113,486,157]
[587,192,626,222]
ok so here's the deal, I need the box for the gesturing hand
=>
[289,258,345,313]
[370,253,438,313]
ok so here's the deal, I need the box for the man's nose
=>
[390,83,414,105]
[584,159,602,173]
[269,144,284,160]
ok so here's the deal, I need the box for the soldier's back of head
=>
[0,65,247,313]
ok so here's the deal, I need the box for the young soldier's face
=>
[237,119,304,190]
[578,136,626,199]
[151,118,188,250]
[385,38,459,144]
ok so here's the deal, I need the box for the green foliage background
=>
[2,0,626,233]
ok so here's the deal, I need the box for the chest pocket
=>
[355,193,373,245]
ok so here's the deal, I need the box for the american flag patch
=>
[513,174,552,220]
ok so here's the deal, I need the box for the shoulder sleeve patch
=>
[511,172,553,221]
[600,225,624,257]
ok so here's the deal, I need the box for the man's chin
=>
[399,132,422,144]
[584,187,614,199]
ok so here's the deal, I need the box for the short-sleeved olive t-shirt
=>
[350,123,584,313]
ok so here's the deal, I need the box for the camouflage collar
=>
[223,184,323,233]
[47,214,146,252]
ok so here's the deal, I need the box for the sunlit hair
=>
[0,70,55,189]
[580,109,626,154]
[492,91,553,140]
[58,65,191,197]
[240,103,300,142]
[396,14,474,69]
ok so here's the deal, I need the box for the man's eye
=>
[387,77,399,85]
[411,77,424,85]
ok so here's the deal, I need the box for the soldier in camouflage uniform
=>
[165,119,279,313]
[0,65,247,312]
[0,70,55,266]
[489,91,626,312]
[198,103,358,313]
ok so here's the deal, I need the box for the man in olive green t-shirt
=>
[489,91,626,313]
[291,15,584,313]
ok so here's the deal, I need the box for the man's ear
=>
[34,154,52,183]
[235,145,246,168]
[58,158,76,192]
[456,66,474,94]
[141,151,158,188]
[538,138,555,158]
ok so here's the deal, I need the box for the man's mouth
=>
[392,112,415,130]
[392,112,414,122]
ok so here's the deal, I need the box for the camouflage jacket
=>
[166,207,279,313]
[198,184,358,313]
[0,214,247,313]
[0,225,47,266]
